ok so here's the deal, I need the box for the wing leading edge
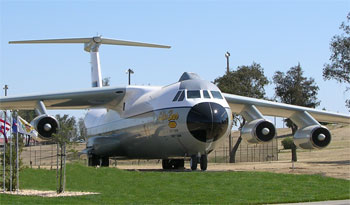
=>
[223,93,350,124]
[0,86,126,110]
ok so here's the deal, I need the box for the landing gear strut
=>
[190,154,207,171]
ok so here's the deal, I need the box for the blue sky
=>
[0,0,349,125]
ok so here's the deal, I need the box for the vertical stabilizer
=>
[9,36,170,88]
[90,51,102,87]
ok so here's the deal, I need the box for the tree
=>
[54,114,78,143]
[78,117,87,142]
[214,62,269,163]
[17,110,36,122]
[273,63,320,161]
[323,12,350,110]
[102,77,111,87]
[52,114,79,194]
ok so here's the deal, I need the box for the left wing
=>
[223,93,350,124]
[0,86,126,110]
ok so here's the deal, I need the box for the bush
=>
[281,137,294,149]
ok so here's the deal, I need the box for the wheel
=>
[190,155,198,171]
[173,159,185,169]
[200,155,207,171]
[162,159,171,169]
[101,156,109,167]
[88,154,99,167]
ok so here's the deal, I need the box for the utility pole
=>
[225,52,230,74]
[126,69,134,85]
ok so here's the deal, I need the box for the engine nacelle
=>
[294,125,331,149]
[241,119,276,144]
[31,115,59,141]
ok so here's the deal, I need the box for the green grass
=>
[1,163,349,204]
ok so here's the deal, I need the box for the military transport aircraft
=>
[0,36,349,171]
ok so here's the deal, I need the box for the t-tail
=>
[9,36,171,87]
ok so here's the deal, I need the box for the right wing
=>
[0,86,126,110]
[223,93,350,124]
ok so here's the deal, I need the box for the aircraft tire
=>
[101,156,109,167]
[88,154,99,167]
[162,159,172,169]
[190,155,198,171]
[177,159,185,169]
[173,159,184,169]
[200,155,207,171]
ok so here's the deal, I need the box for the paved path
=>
[277,199,350,205]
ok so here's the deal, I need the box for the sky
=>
[0,0,349,127]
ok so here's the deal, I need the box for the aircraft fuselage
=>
[84,73,233,159]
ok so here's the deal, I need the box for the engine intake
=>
[241,119,276,144]
[31,115,59,140]
[294,125,331,149]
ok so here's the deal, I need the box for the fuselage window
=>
[173,91,182,101]
[211,91,223,99]
[203,90,211,99]
[178,90,185,101]
[187,90,201,99]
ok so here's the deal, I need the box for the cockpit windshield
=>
[210,91,223,99]
[172,90,223,101]
[187,90,201,99]
[203,90,210,99]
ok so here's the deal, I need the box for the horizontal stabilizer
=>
[9,36,171,48]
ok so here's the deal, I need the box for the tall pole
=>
[225,52,230,74]
[126,69,134,85]
[16,111,19,194]
[224,53,233,162]
[9,111,12,192]
[3,85,8,191]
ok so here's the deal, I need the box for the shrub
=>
[281,137,294,149]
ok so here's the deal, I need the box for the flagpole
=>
[9,112,13,192]
[3,85,8,192]
[3,111,6,192]
[16,113,19,194]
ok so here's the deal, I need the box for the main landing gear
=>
[190,155,207,171]
[162,159,185,170]
[88,154,109,167]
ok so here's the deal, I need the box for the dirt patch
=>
[1,189,99,197]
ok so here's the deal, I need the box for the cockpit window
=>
[172,91,182,101]
[203,90,211,99]
[187,90,201,99]
[211,91,223,99]
[178,90,185,101]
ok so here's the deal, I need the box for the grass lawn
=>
[1,163,349,204]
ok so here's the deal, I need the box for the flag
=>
[17,116,38,138]
[0,111,11,143]
[12,118,18,133]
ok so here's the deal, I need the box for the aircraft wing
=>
[0,86,126,110]
[223,93,350,124]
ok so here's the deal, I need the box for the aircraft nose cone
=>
[187,102,229,142]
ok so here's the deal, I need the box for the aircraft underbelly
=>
[85,106,231,159]
[86,108,203,158]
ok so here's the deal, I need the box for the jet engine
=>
[293,125,331,149]
[241,119,276,144]
[31,115,59,140]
